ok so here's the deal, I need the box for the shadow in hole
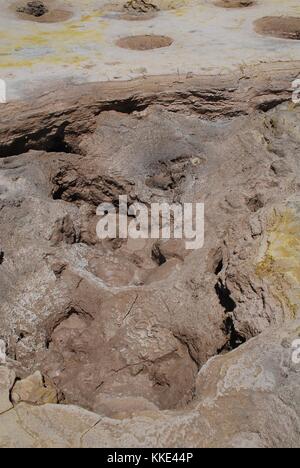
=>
[215,281,236,312]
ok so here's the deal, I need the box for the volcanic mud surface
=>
[0,66,300,447]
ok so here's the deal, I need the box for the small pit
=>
[116,34,173,50]
[254,16,300,40]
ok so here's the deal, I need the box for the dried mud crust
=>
[102,4,158,21]
[116,34,174,50]
[123,0,159,13]
[214,0,255,8]
[254,16,300,40]
[17,0,48,16]
[120,0,186,11]
[104,0,185,18]
[14,1,72,22]
[0,67,300,417]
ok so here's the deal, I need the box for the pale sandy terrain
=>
[0,0,300,99]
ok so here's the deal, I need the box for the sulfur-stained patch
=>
[256,210,300,318]
[0,13,108,69]
[172,8,184,16]
[1,0,300,99]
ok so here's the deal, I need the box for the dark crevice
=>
[0,124,75,158]
[215,280,236,312]
[152,244,167,266]
[215,279,245,353]
[52,188,82,202]
[9,376,20,405]
[52,185,67,201]
[101,99,149,115]
[214,258,223,276]
[218,316,246,353]
[16,332,26,343]
[257,97,288,112]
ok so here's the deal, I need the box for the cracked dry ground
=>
[0,66,300,447]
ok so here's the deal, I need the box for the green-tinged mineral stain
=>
[256,210,300,318]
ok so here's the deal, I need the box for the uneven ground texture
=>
[1,0,300,450]
[0,63,300,447]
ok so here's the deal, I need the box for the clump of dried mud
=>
[104,0,185,19]
[123,0,159,13]
[15,0,72,22]
[121,0,159,20]
[16,0,48,17]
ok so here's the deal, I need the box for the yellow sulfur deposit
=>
[256,210,300,318]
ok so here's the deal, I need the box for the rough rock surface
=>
[0,65,300,446]
[11,371,58,405]
[0,319,299,447]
